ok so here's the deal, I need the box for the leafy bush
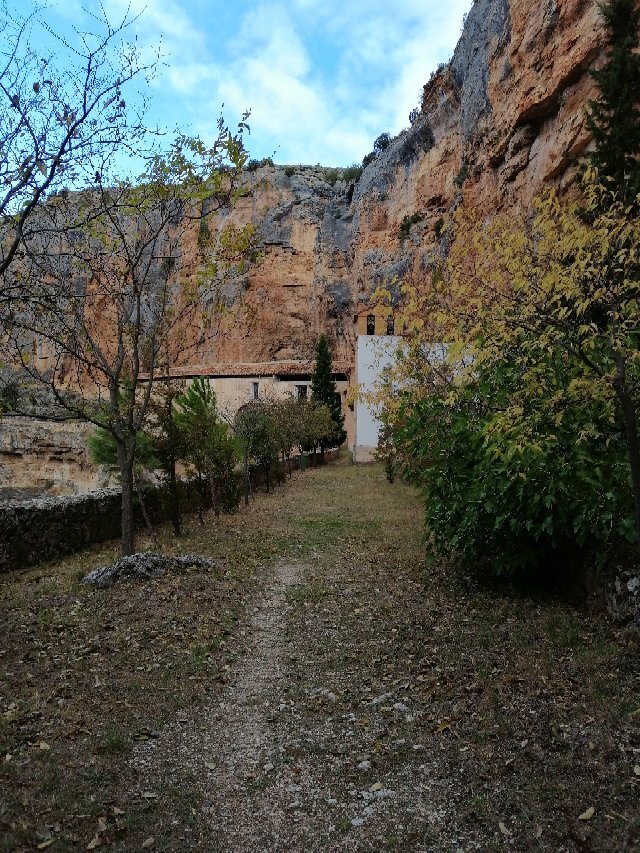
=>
[391,356,634,577]
[362,151,376,168]
[434,217,445,239]
[342,164,363,182]
[373,132,392,154]
[245,157,274,172]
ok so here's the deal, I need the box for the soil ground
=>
[1,457,639,851]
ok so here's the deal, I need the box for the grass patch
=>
[286,581,331,605]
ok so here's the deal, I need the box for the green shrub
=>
[391,356,634,577]
[398,212,423,242]
[373,132,392,153]
[245,157,274,172]
[362,151,376,168]
[342,164,363,182]
[434,217,445,239]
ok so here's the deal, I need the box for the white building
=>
[352,335,401,463]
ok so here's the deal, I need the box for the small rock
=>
[357,760,371,770]
[351,818,365,827]
[263,762,275,773]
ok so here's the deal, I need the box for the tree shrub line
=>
[89,334,346,542]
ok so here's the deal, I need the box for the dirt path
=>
[132,559,312,851]
[128,466,476,852]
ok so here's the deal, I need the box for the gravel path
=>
[129,552,475,852]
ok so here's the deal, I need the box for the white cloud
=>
[55,0,474,165]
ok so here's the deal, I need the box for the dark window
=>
[386,315,395,335]
[296,384,308,401]
[366,314,376,335]
[252,382,259,399]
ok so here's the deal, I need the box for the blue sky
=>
[15,0,472,167]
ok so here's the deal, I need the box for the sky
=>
[12,0,473,167]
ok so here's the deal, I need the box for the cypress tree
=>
[311,335,346,457]
[586,0,640,202]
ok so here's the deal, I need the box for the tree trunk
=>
[196,471,205,524]
[134,472,157,545]
[209,471,220,517]
[320,445,325,465]
[117,442,136,556]
[264,462,270,492]
[168,453,181,536]
[613,377,640,547]
[244,446,250,505]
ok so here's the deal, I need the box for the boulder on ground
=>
[82,552,214,588]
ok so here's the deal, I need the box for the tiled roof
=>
[147,360,352,380]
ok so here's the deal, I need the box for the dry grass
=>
[0,457,638,851]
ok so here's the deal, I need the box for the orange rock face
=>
[185,0,604,369]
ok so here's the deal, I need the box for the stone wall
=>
[0,450,338,573]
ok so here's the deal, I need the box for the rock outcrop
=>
[187,0,604,366]
[0,416,99,498]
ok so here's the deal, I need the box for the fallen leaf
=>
[534,826,543,839]
[37,842,53,850]
[370,782,383,792]
[141,791,158,799]
[634,766,640,776]
[498,821,512,836]
[142,838,154,848]
[39,742,50,751]
[578,806,595,821]
[86,835,102,850]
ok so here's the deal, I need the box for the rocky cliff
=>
[0,417,99,498]
[193,0,604,366]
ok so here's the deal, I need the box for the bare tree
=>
[4,120,252,555]
[0,1,158,288]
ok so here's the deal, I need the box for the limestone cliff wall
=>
[193,0,604,366]
[0,417,101,498]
